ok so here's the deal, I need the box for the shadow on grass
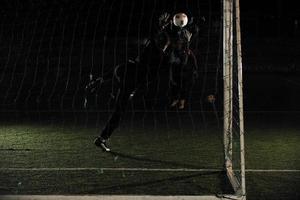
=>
[93,171,221,195]
[105,151,234,195]
[109,151,212,169]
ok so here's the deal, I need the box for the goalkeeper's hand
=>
[159,12,171,29]
[159,12,170,23]
[84,76,103,109]
[85,77,103,94]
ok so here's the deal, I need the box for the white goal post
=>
[223,0,246,198]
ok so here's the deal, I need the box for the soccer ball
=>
[173,13,188,28]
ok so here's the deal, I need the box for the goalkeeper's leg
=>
[94,94,127,151]
[94,88,131,152]
[94,61,144,152]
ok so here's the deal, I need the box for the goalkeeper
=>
[91,12,199,152]
[91,19,170,152]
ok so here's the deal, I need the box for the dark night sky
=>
[0,0,299,37]
[0,0,299,111]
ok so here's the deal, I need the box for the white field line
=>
[0,168,221,172]
[0,167,299,172]
[0,195,226,200]
[245,169,300,172]
[0,195,242,200]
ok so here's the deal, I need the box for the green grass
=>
[0,113,300,200]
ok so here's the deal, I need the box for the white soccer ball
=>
[173,13,188,28]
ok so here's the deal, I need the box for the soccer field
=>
[0,112,299,200]
[0,0,299,199]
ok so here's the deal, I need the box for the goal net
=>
[0,0,245,199]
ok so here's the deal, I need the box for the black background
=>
[0,0,299,112]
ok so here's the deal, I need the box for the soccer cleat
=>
[94,137,111,152]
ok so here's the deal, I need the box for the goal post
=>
[223,0,246,198]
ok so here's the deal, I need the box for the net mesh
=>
[0,0,243,196]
